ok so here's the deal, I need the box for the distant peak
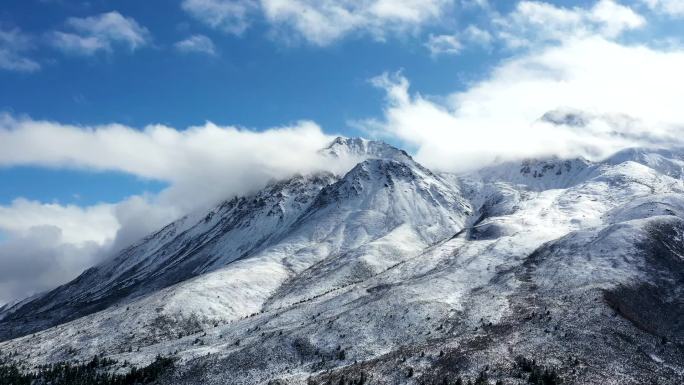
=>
[328,136,369,147]
[519,157,592,179]
[540,108,591,127]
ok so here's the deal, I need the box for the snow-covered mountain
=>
[0,138,682,385]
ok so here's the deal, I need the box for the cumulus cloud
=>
[0,226,107,305]
[0,198,117,245]
[50,11,151,55]
[0,196,183,304]
[182,0,454,45]
[175,34,217,55]
[0,26,40,72]
[0,199,118,303]
[361,36,684,171]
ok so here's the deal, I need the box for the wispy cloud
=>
[640,0,684,17]
[462,25,493,47]
[50,11,151,55]
[175,34,216,55]
[425,34,463,56]
[423,24,492,56]
[0,26,40,72]
[182,0,455,46]
[181,0,258,36]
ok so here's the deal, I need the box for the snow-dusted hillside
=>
[0,138,682,385]
[0,172,339,340]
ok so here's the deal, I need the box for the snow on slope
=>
[604,147,684,179]
[165,148,682,384]
[0,172,338,341]
[473,156,596,191]
[0,137,471,362]
[320,136,413,163]
[1,141,683,385]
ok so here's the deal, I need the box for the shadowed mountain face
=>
[1,138,683,385]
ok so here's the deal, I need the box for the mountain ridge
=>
[0,137,682,385]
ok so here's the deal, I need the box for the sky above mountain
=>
[1,0,684,304]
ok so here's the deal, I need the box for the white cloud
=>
[50,11,151,55]
[425,25,492,55]
[462,25,493,46]
[425,34,463,56]
[0,116,337,211]
[175,34,217,55]
[0,117,346,304]
[641,0,684,17]
[589,0,647,36]
[264,0,452,45]
[0,26,40,72]
[182,0,454,45]
[181,0,258,35]
[461,0,490,9]
[0,199,119,303]
[0,226,106,304]
[362,36,684,172]
[495,0,646,48]
[0,198,117,245]
[0,193,191,304]
[50,32,107,55]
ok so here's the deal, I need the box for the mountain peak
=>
[4,143,684,385]
[540,108,591,127]
[321,136,412,162]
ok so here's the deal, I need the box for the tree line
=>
[0,354,175,385]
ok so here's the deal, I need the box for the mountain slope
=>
[0,137,471,356]
[0,141,683,385]
[0,172,338,341]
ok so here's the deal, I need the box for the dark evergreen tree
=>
[0,354,175,385]
[474,370,488,385]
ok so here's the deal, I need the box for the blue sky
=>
[1,1,503,129]
[1,0,684,303]
[1,0,503,206]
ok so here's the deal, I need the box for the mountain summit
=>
[321,136,411,161]
[0,138,682,385]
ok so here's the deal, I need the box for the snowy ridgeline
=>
[0,138,683,385]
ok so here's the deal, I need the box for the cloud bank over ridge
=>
[363,36,684,171]
[0,117,340,303]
